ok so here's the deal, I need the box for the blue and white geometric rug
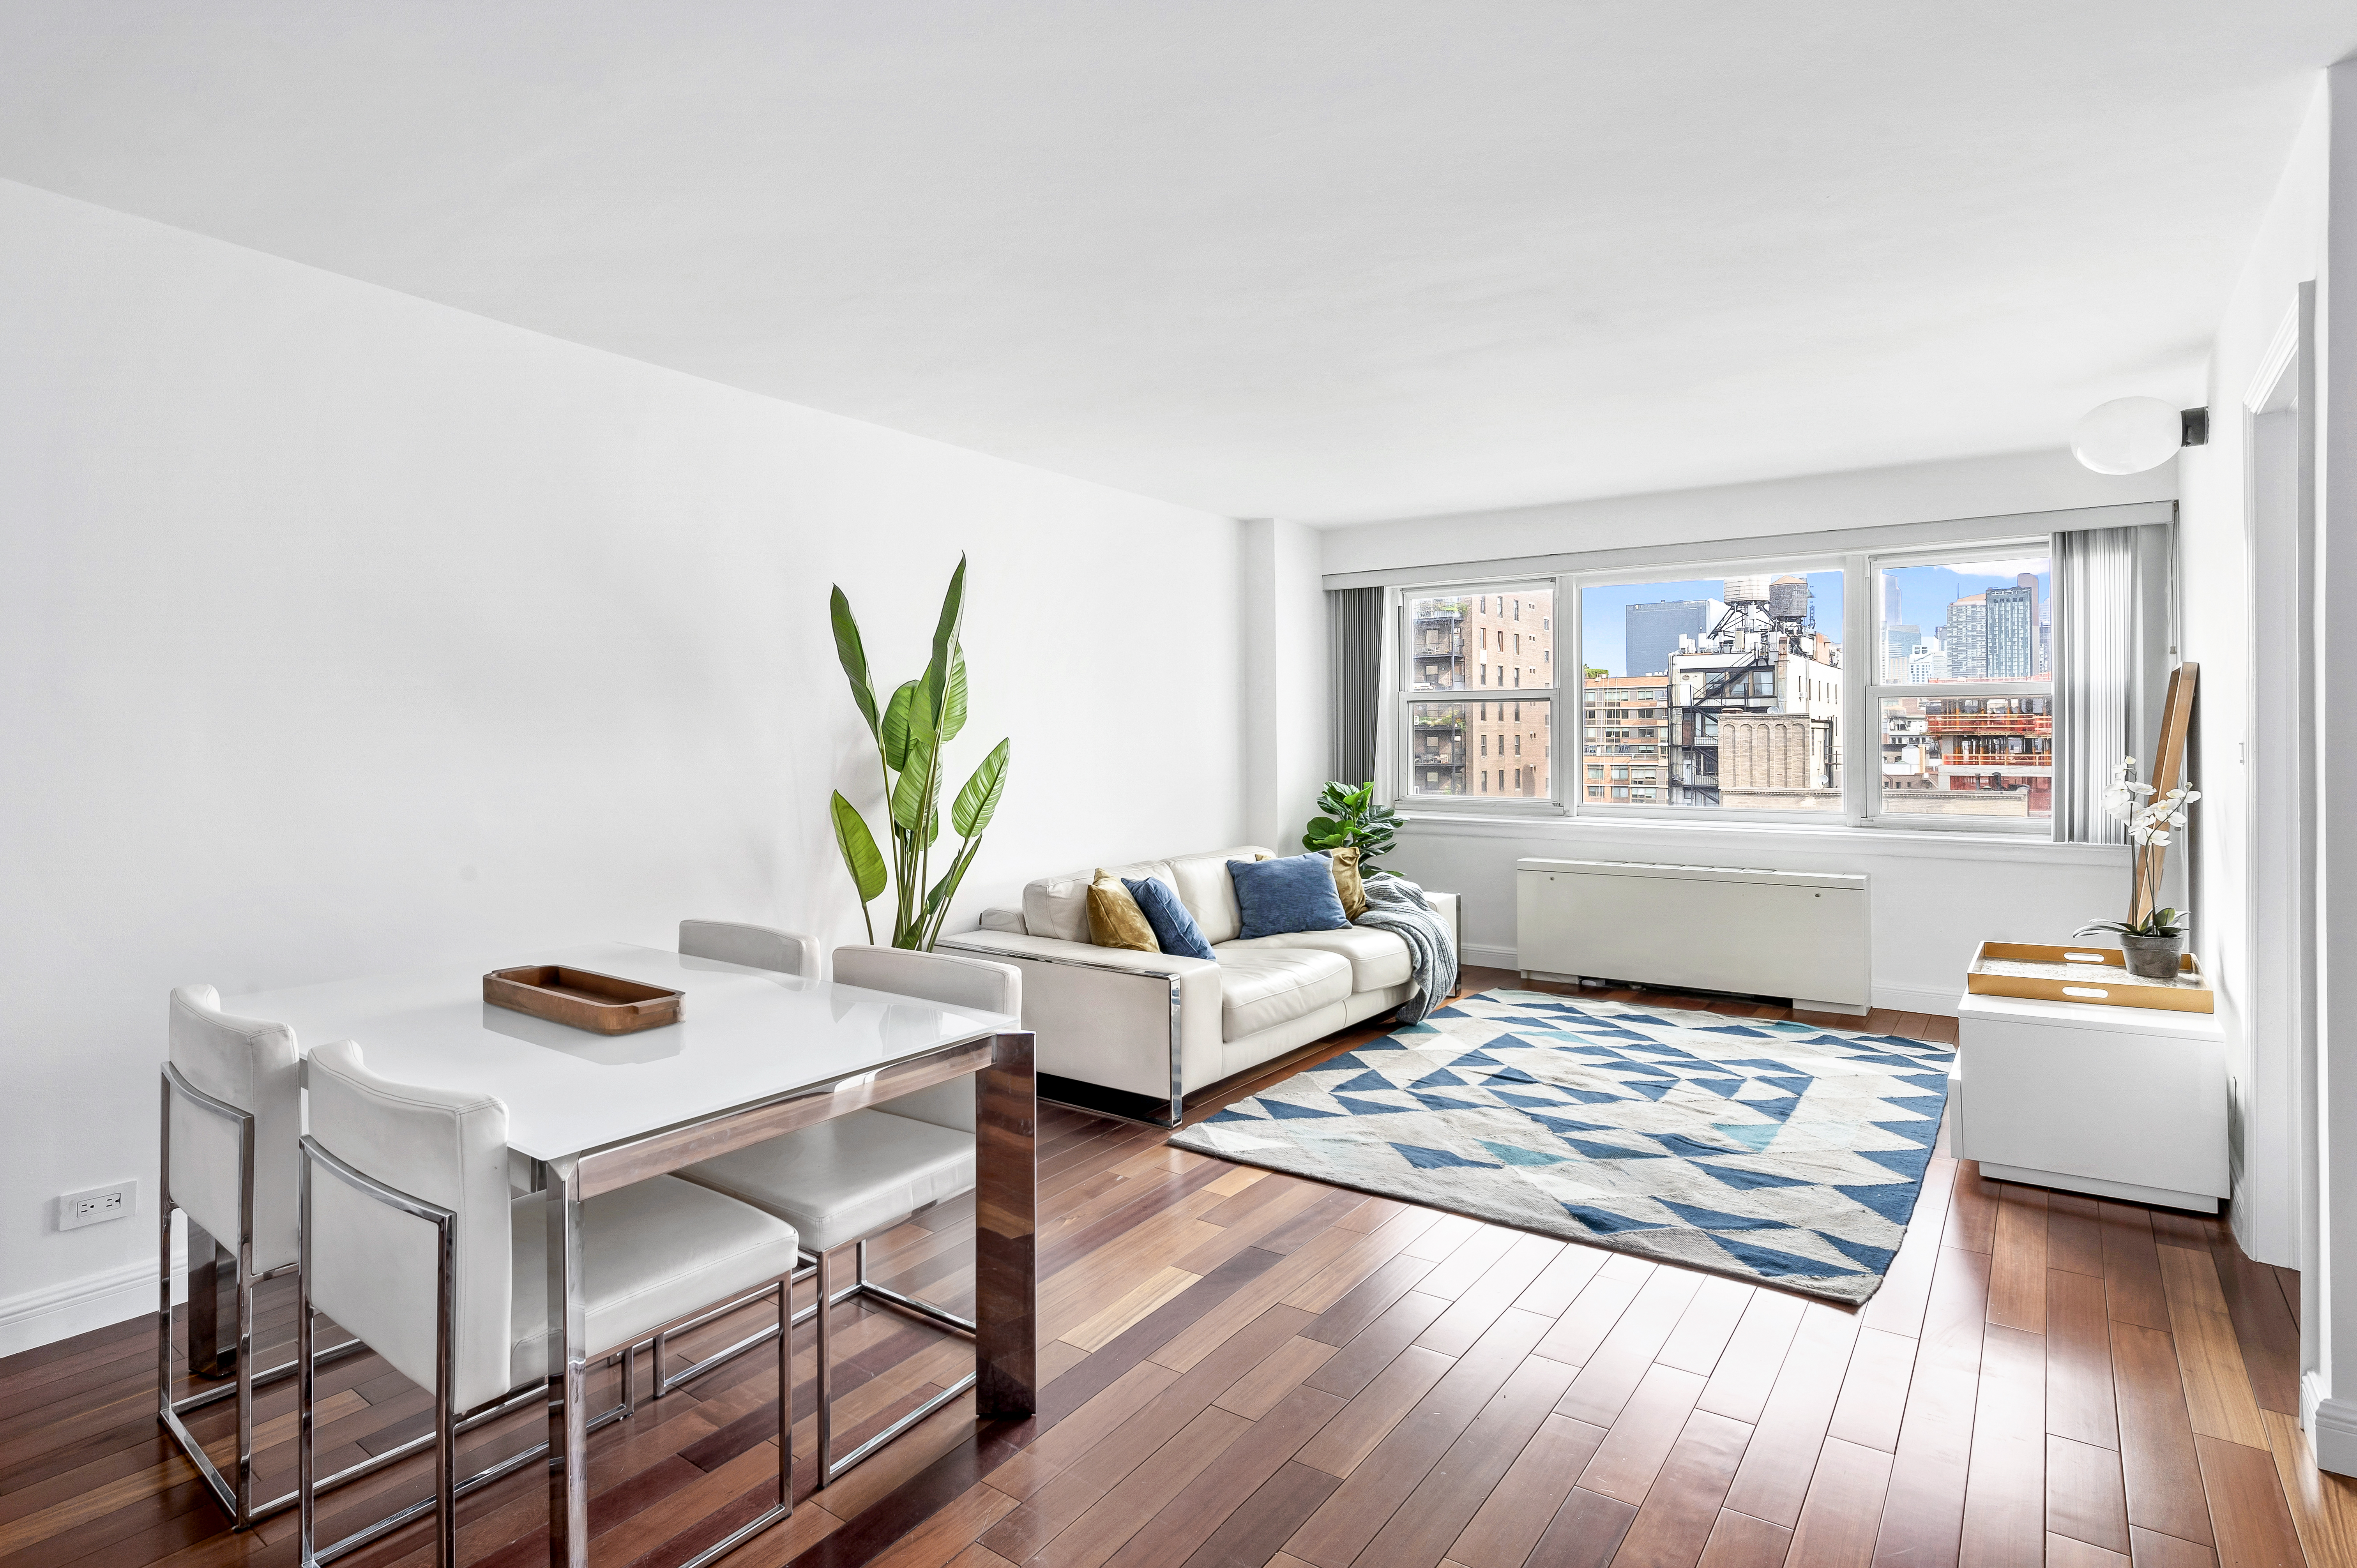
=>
[1168,989,1953,1305]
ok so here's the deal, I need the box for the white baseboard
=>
[0,1245,184,1360]
[1457,947,1955,1021]
[2304,1373,2357,1476]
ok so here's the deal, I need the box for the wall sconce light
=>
[2072,396,2210,474]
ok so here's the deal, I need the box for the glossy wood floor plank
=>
[4,973,2323,1568]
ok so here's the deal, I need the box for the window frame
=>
[1396,580,1562,810]
[1385,534,2067,839]
[1861,538,2056,835]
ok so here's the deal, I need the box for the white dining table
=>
[230,940,1039,1568]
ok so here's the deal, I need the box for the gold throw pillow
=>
[1328,846,1368,920]
[1087,871,1158,951]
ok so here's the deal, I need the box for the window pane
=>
[1581,570,1842,809]
[1879,695,2053,818]
[1878,551,2050,684]
[1407,595,1468,690]
[1412,698,1550,799]
[1406,701,1466,794]
[1409,587,1558,694]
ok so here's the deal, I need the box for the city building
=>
[1943,592,1987,679]
[1984,579,2038,680]
[1880,695,2053,815]
[1581,675,1670,802]
[1408,591,1553,795]
[1624,598,1724,677]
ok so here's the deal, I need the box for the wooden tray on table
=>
[1965,941,2214,1014]
[484,966,685,1034]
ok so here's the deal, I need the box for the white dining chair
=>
[672,938,1019,1483]
[296,1040,804,1568]
[679,918,821,979]
[159,985,362,1529]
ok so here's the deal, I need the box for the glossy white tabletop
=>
[229,942,1016,1162]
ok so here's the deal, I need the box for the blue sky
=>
[1582,572,1844,677]
[1880,558,2051,637]
[1577,556,2050,677]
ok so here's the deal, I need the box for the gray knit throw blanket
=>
[1356,872,1460,1023]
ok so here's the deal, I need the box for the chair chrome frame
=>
[811,1237,977,1485]
[157,1063,364,1530]
[297,1134,794,1568]
[644,1228,979,1486]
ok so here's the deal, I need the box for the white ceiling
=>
[2,4,2348,524]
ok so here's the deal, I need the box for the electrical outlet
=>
[58,1180,137,1231]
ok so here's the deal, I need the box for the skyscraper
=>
[1985,584,2037,680]
[1625,598,1725,677]
[1944,594,1986,680]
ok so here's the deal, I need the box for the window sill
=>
[1393,807,2131,866]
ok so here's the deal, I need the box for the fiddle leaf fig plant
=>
[1302,780,1400,867]
[829,555,1012,949]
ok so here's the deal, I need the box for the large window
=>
[1391,537,2064,833]
[1869,547,2053,825]
[1579,568,1843,812]
[1402,588,1555,800]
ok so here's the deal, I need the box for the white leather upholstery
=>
[1020,846,1274,948]
[168,985,304,1274]
[1212,948,1352,1040]
[307,1041,799,1411]
[936,931,1225,1099]
[305,1040,520,1412]
[678,919,820,978]
[1220,925,1413,992]
[834,946,1020,1134]
[507,1183,803,1390]
[949,853,1459,1102]
[675,1109,974,1252]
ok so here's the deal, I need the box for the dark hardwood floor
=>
[7,967,2354,1568]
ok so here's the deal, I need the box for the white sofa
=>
[939,844,1458,1125]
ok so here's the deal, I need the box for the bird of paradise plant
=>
[827,555,1011,949]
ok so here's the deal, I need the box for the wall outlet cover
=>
[57,1179,137,1231]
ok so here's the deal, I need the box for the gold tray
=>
[1966,941,2213,1014]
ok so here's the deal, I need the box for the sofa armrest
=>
[938,932,1226,1115]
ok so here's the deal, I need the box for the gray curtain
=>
[1329,586,1383,785]
[2055,526,2136,844]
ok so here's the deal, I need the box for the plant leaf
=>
[921,556,968,728]
[882,681,924,771]
[892,732,932,832]
[940,647,969,743]
[830,792,888,902]
[951,738,1012,838]
[830,586,881,740]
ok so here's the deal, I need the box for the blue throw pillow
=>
[1228,854,1352,940]
[1123,876,1216,961]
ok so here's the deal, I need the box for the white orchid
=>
[2100,756,2193,845]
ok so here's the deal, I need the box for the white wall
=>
[0,178,1246,1353]
[1242,518,1331,852]
[1318,448,2167,1014]
[1322,448,2179,578]
[2177,81,2329,1277]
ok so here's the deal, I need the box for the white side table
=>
[1953,988,2228,1212]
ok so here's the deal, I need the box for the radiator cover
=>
[1515,857,1870,1013]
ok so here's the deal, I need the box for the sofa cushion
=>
[1024,858,1175,944]
[1219,925,1412,993]
[1323,847,1369,921]
[1229,854,1352,939]
[1087,873,1157,951]
[1165,846,1272,945]
[1214,948,1351,1040]
[1125,876,1216,961]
